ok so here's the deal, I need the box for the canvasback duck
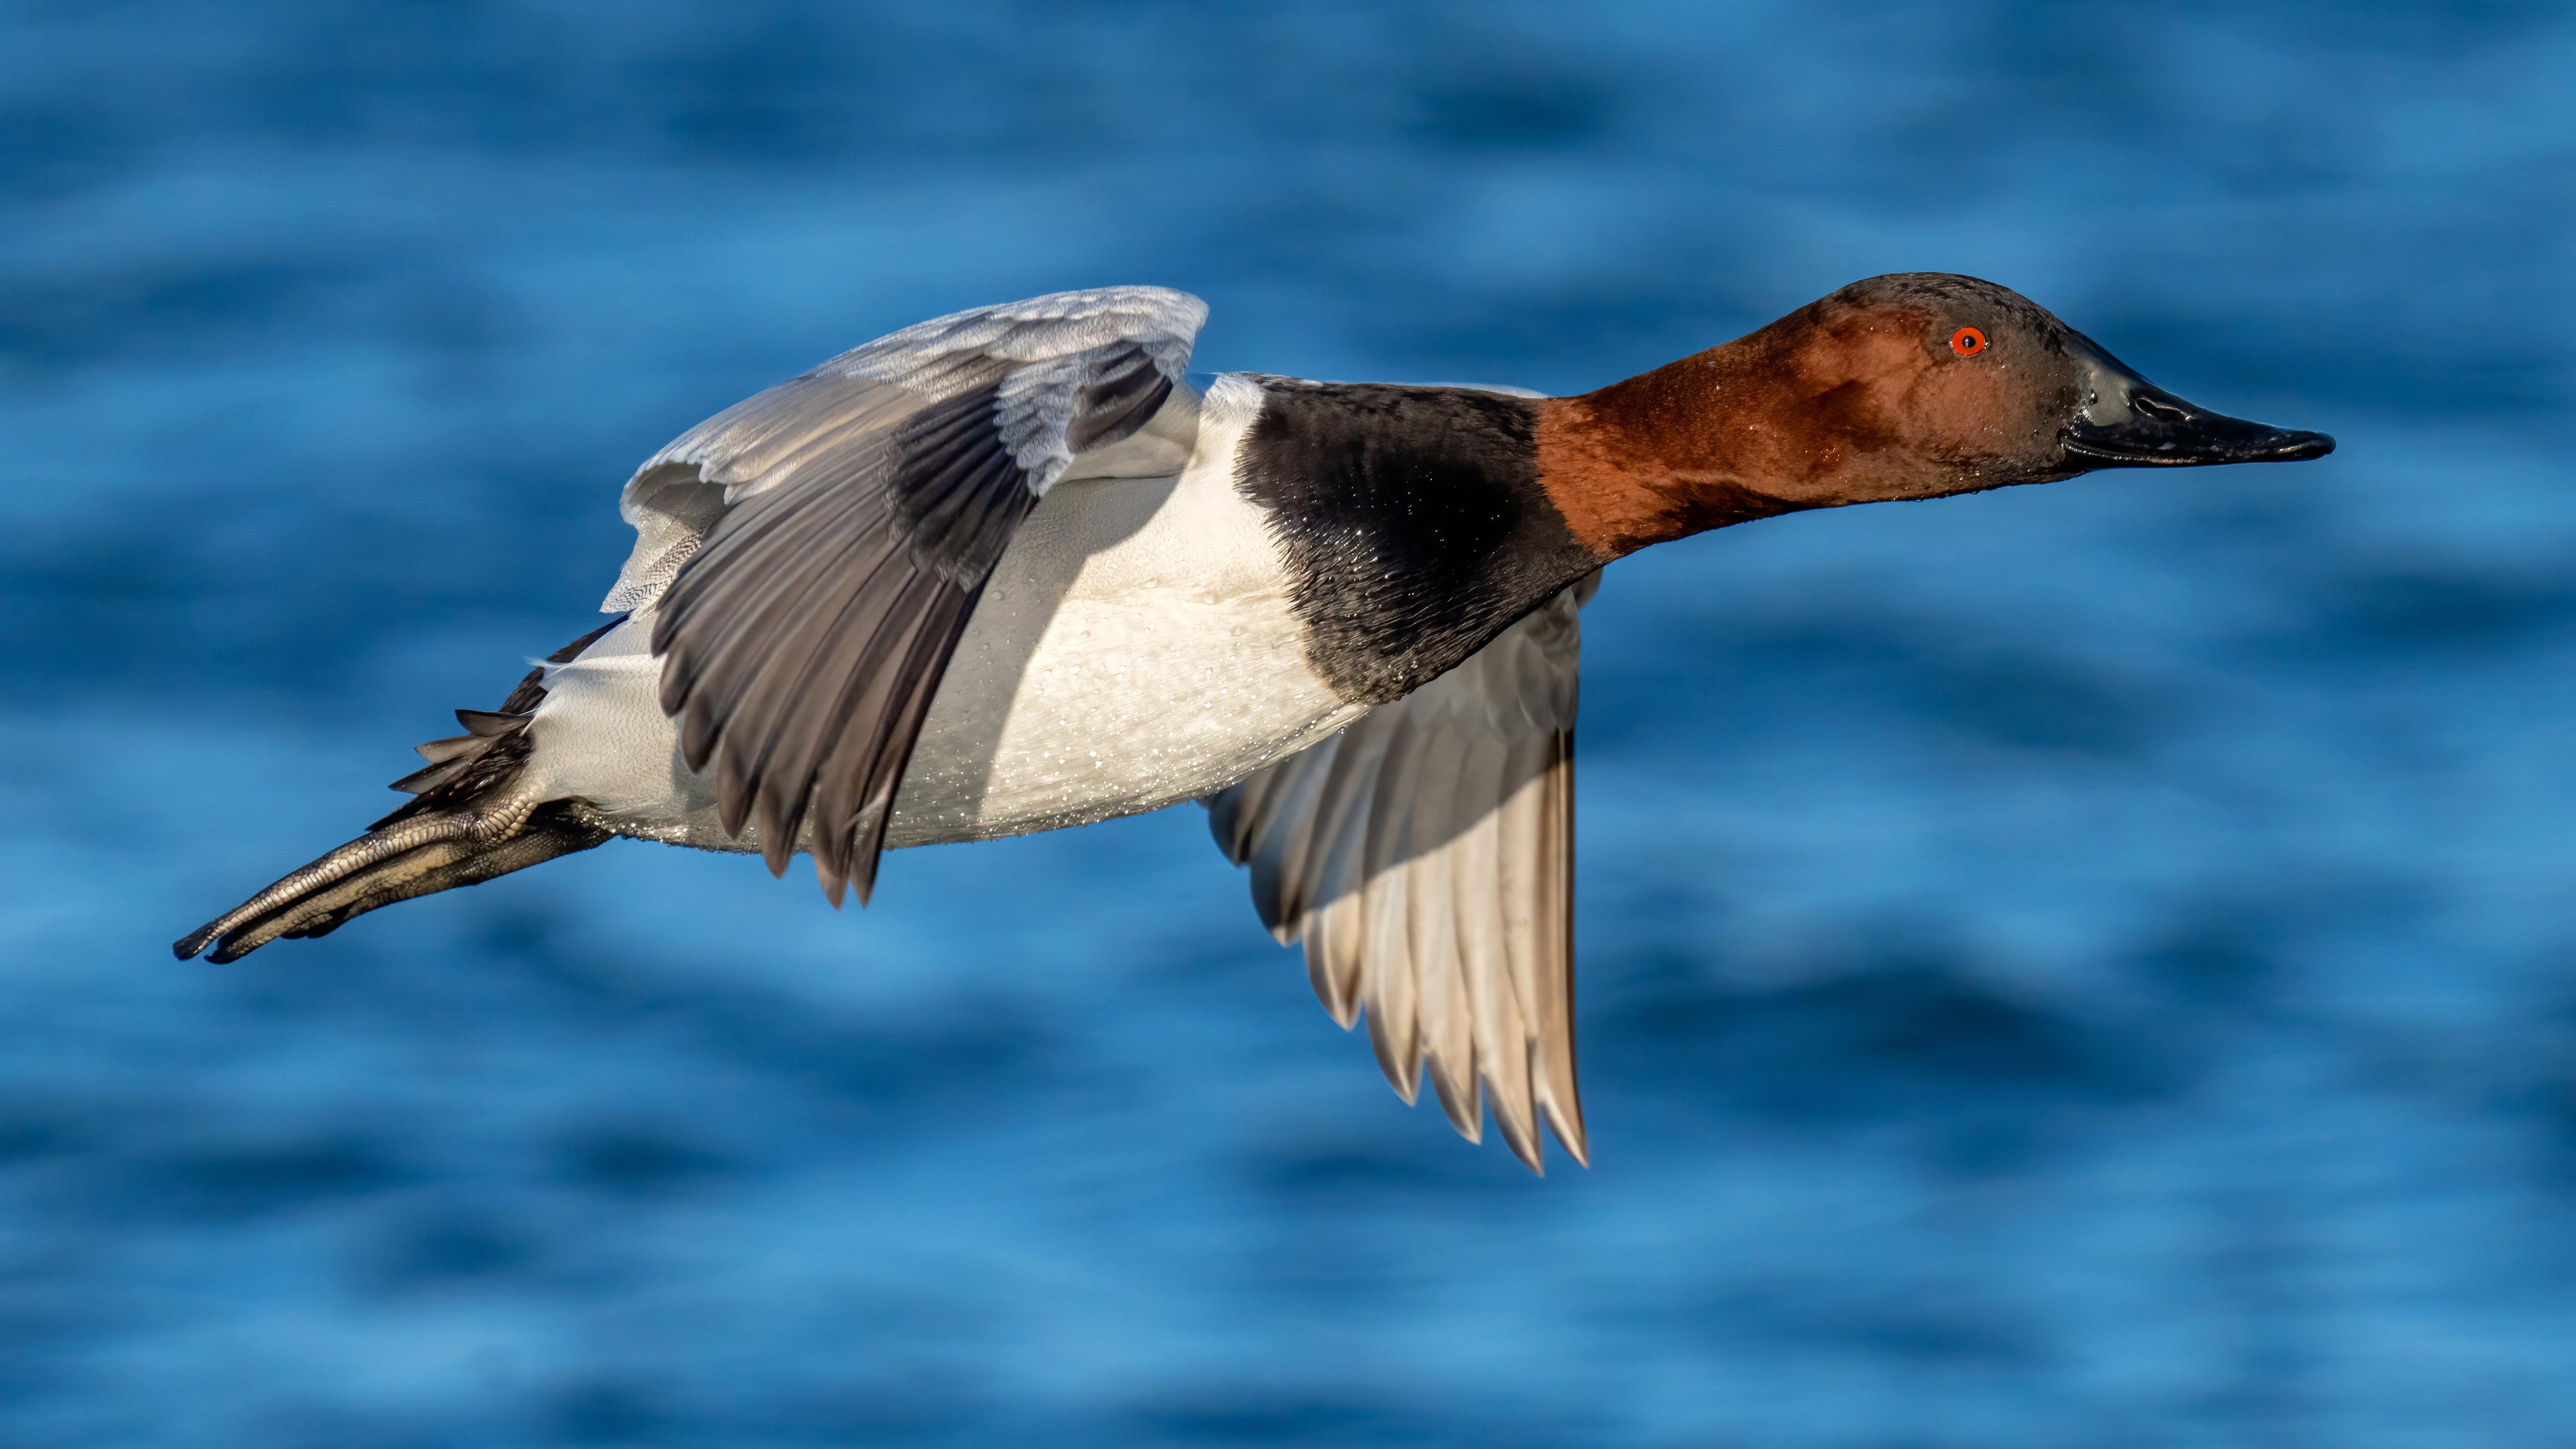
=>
[177,274,2333,1170]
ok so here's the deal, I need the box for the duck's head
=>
[1539,272,2335,557]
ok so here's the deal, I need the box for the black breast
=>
[1235,381,1597,704]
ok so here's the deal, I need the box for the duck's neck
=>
[1534,331,1836,559]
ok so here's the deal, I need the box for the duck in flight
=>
[176,274,2333,1170]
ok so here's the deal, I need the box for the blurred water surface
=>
[3,1,2573,1444]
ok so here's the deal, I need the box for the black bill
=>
[2059,332,2335,468]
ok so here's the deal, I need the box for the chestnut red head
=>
[1539,272,2335,556]
[1780,272,2334,496]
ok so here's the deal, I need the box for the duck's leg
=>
[171,795,610,963]
[174,621,624,963]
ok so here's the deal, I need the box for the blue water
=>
[4,2,2573,1443]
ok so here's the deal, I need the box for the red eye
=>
[1950,326,1987,357]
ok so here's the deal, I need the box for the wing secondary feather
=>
[1207,579,1593,1170]
[615,287,1209,902]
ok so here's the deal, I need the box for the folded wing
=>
[605,287,1208,903]
[1206,579,1594,1171]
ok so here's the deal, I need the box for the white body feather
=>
[522,375,1366,853]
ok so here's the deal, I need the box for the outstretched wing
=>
[1206,578,1595,1172]
[605,287,1208,904]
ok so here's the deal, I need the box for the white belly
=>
[890,468,1362,844]
[523,422,1361,854]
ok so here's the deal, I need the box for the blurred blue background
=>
[3,1,2572,1443]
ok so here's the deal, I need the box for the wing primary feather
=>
[1245,742,1339,939]
[1457,736,1543,1170]
[1204,771,1265,866]
[1530,733,1586,1165]
[755,567,953,881]
[714,528,916,845]
[1406,731,1480,1142]
[653,420,912,745]
[1202,582,1589,1169]
[677,530,888,782]
[1295,716,1391,923]
[826,577,987,905]
[709,524,915,844]
[1298,750,1377,1025]
[666,474,887,675]
[659,470,899,767]
[799,567,969,887]
[1488,735,1547,1029]
[1360,718,1425,1103]
[1305,893,1364,1031]
[1428,1058,1483,1143]
[652,412,898,657]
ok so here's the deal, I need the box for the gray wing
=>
[1206,578,1595,1172]
[604,286,1208,904]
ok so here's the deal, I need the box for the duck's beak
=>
[2057,331,2334,468]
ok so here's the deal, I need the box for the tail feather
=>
[175,618,627,963]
